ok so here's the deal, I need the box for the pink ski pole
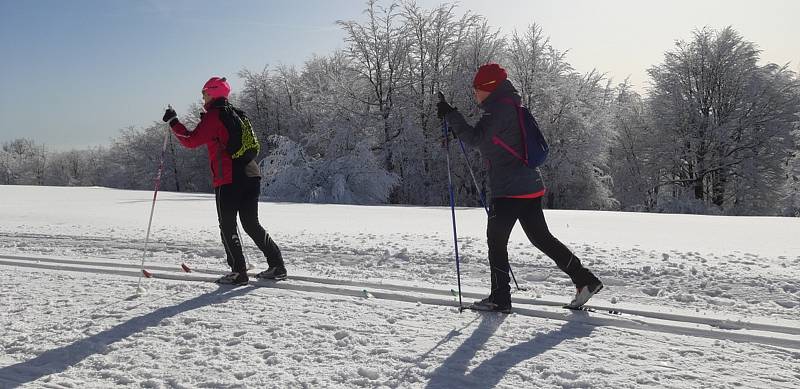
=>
[136,106,173,293]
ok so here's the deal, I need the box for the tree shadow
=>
[0,286,253,388]
[425,314,593,389]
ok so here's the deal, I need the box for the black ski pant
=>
[487,197,599,305]
[215,177,283,274]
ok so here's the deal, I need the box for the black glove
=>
[162,107,177,123]
[437,101,455,120]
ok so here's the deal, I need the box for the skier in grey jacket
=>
[437,63,603,312]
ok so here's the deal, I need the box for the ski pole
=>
[455,138,524,291]
[136,107,172,292]
[439,93,464,312]
[454,139,488,213]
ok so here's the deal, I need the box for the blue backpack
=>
[491,98,549,168]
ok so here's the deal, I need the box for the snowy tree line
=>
[2,1,798,216]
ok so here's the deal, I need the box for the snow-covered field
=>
[1,185,798,388]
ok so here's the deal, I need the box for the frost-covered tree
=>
[782,135,800,216]
[337,0,412,176]
[607,82,663,211]
[237,66,274,140]
[538,71,616,209]
[1,138,47,185]
[647,27,800,214]
[44,150,88,186]
[261,135,397,204]
[505,23,569,110]
[240,48,402,205]
[397,2,474,205]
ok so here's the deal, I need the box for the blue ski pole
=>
[439,93,464,312]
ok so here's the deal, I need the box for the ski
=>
[463,304,512,314]
[180,263,238,277]
[180,262,288,281]
[563,305,622,316]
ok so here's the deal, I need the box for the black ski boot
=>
[468,295,512,314]
[256,267,287,280]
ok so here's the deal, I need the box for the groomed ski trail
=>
[1,253,795,335]
[1,253,798,350]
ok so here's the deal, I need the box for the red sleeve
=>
[170,111,220,149]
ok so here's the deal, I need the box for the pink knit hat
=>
[202,77,231,99]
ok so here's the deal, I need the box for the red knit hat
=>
[473,63,507,92]
[202,77,231,99]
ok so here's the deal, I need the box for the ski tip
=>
[142,269,153,278]
[180,263,192,273]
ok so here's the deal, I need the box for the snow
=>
[1,185,799,388]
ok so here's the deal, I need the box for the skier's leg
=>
[215,184,247,274]
[239,176,284,269]
[215,187,235,269]
[486,198,519,305]
[517,197,600,287]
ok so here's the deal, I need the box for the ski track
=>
[1,253,798,339]
[2,257,799,351]
[2,231,798,322]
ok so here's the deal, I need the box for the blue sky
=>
[1,0,798,149]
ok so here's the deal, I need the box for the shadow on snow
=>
[425,313,594,388]
[0,286,253,388]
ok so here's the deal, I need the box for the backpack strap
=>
[491,136,524,161]
[492,97,530,166]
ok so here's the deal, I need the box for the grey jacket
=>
[444,80,545,198]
